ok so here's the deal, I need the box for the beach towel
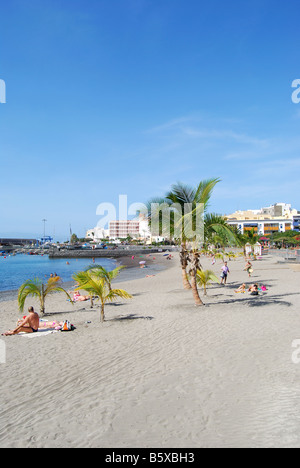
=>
[18,329,59,338]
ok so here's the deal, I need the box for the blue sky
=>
[0,0,300,240]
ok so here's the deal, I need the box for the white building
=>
[108,215,165,243]
[86,227,109,242]
[87,215,166,243]
[226,203,298,236]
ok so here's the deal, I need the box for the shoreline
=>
[0,253,172,303]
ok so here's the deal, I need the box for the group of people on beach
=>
[2,306,72,336]
[235,283,267,295]
[217,256,266,295]
[2,252,265,336]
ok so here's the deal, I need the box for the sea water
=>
[0,254,117,292]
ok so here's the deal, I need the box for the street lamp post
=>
[42,219,47,244]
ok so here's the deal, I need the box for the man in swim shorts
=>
[3,307,40,336]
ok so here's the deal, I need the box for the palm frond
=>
[166,182,196,205]
[18,279,42,312]
[194,178,221,208]
[106,288,133,302]
[196,269,219,285]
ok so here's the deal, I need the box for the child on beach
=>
[220,262,230,285]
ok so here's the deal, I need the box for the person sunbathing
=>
[248,284,259,295]
[3,307,40,336]
[17,318,63,330]
[235,283,246,293]
[73,291,89,302]
[38,320,63,329]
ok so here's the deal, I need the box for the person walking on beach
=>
[3,307,40,336]
[220,261,230,285]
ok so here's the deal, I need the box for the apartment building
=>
[226,203,298,236]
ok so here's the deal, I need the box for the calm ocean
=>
[0,254,117,292]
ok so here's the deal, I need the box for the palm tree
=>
[73,269,132,322]
[86,264,125,291]
[204,213,238,248]
[214,252,225,262]
[146,179,239,306]
[18,276,72,316]
[235,228,258,255]
[188,251,204,305]
[165,179,220,300]
[167,180,230,305]
[196,269,220,296]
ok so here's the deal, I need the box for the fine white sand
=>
[0,253,300,448]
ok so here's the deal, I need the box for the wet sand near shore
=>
[1,253,300,448]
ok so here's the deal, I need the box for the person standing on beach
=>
[244,260,253,277]
[3,307,40,336]
[220,261,230,285]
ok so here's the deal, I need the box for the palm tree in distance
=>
[18,276,72,316]
[73,269,132,322]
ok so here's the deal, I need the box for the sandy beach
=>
[0,252,300,448]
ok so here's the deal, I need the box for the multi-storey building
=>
[225,203,298,236]
[109,220,140,239]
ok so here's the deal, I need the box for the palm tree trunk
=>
[189,252,204,306]
[190,272,204,305]
[180,244,191,289]
[100,303,105,323]
[181,267,192,289]
[40,285,45,316]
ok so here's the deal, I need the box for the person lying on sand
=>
[235,283,246,293]
[248,283,267,293]
[72,291,90,302]
[3,307,40,336]
[248,284,259,295]
[37,320,63,329]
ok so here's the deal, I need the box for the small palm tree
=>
[196,269,220,296]
[18,277,72,316]
[226,252,237,261]
[214,252,225,262]
[86,264,125,291]
[73,270,132,322]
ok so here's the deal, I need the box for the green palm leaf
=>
[73,269,132,322]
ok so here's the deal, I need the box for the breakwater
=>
[49,247,175,259]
